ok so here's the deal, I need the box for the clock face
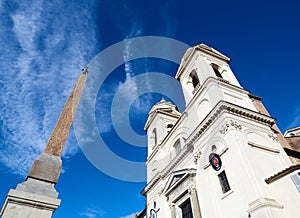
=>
[209,153,222,171]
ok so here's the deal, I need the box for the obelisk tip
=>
[82,66,89,75]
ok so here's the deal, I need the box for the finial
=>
[82,66,89,75]
[160,97,166,102]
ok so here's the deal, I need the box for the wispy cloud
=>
[160,2,178,37]
[80,207,106,218]
[95,13,154,134]
[120,212,137,218]
[0,0,98,176]
[89,1,180,137]
[120,23,153,113]
[286,103,300,129]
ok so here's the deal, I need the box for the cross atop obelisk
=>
[1,67,88,218]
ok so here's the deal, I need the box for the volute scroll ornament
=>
[220,119,242,135]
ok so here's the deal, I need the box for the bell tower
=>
[141,44,300,218]
[176,44,241,104]
[174,44,259,132]
[144,98,181,181]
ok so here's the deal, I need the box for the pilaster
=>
[189,186,202,218]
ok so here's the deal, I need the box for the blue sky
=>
[0,0,300,217]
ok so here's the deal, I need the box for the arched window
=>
[211,145,217,153]
[167,124,174,133]
[189,70,200,89]
[151,128,157,146]
[192,74,200,88]
[174,139,181,155]
[211,64,223,78]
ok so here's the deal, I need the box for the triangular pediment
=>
[163,168,196,195]
[169,173,185,188]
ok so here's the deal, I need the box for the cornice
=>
[146,143,161,165]
[175,44,230,80]
[186,101,276,146]
[195,45,230,63]
[175,47,196,80]
[185,76,249,113]
[144,109,181,130]
[265,164,300,184]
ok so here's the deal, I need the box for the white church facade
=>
[139,44,300,218]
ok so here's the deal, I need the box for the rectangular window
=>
[291,173,300,193]
[218,171,231,194]
[180,199,193,218]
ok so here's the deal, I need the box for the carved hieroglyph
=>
[44,71,87,156]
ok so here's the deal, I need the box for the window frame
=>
[218,170,231,194]
[174,139,181,155]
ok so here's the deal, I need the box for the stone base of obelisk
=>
[1,153,62,218]
[1,183,60,218]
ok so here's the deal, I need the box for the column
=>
[189,187,202,218]
[170,203,176,218]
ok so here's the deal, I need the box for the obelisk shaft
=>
[44,72,87,156]
[27,68,88,183]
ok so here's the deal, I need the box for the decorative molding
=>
[265,164,300,184]
[168,202,175,208]
[219,123,230,135]
[248,142,280,154]
[220,119,242,135]
[164,169,196,203]
[194,150,201,164]
[217,77,230,84]
[187,101,275,147]
[230,120,242,130]
[187,184,197,194]
[268,132,279,141]
[192,83,201,94]
[248,197,283,214]
[220,189,234,200]
[1,189,60,216]
[158,187,164,196]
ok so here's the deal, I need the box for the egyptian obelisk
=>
[1,67,88,218]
